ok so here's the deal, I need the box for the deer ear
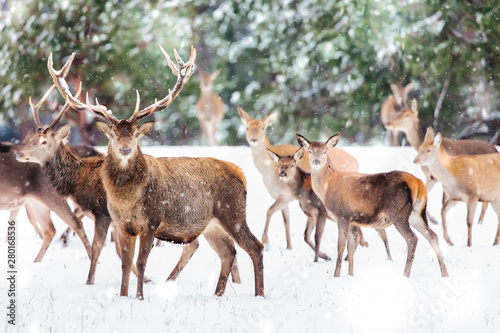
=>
[424,127,434,143]
[55,124,71,141]
[267,149,280,163]
[433,133,442,147]
[237,107,251,125]
[296,134,310,149]
[326,133,340,149]
[96,121,111,136]
[139,121,154,136]
[294,147,304,162]
[404,82,414,96]
[210,70,220,80]
[411,98,418,115]
[263,112,278,127]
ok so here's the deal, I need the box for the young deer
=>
[48,46,263,299]
[381,82,414,146]
[386,99,498,226]
[1,148,92,262]
[296,133,448,278]
[414,128,500,246]
[196,70,224,145]
[238,107,359,250]
[267,148,392,262]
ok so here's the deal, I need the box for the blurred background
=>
[0,0,498,146]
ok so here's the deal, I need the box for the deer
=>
[237,107,359,250]
[414,128,500,247]
[16,80,226,286]
[0,147,92,262]
[296,133,449,278]
[196,70,225,145]
[381,82,414,146]
[47,45,264,300]
[267,148,392,262]
[386,99,498,230]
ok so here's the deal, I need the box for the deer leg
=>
[281,206,293,250]
[312,213,330,261]
[220,219,264,297]
[262,198,292,248]
[394,221,418,277]
[24,204,44,238]
[478,202,488,225]
[347,226,359,276]
[489,200,500,246]
[118,230,136,297]
[466,199,479,247]
[409,212,449,277]
[207,121,217,146]
[166,239,199,282]
[334,220,349,277]
[33,207,56,263]
[376,229,392,261]
[441,198,459,246]
[86,216,112,285]
[111,226,150,283]
[203,223,238,296]
[358,229,369,247]
[136,230,155,300]
[199,120,207,145]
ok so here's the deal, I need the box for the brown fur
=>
[381,83,414,146]
[238,107,359,250]
[196,70,225,146]
[414,129,500,246]
[99,120,264,299]
[297,133,448,278]
[1,149,92,262]
[388,100,497,225]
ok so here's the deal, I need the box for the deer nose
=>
[119,147,132,156]
[251,139,257,143]
[312,159,320,165]
[279,171,286,177]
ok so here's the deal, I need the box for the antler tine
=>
[48,81,83,130]
[128,90,142,122]
[48,52,118,124]
[29,84,56,128]
[132,45,196,121]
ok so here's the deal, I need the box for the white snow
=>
[1,145,499,332]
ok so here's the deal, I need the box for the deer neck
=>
[425,147,456,186]
[200,88,213,99]
[284,168,306,198]
[44,144,83,197]
[310,156,340,202]
[404,119,424,149]
[249,135,275,174]
[103,147,148,198]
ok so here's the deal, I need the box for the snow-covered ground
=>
[1,145,499,332]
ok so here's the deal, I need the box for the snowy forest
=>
[1,0,499,146]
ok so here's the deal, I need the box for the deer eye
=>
[323,151,327,154]
[427,149,431,153]
[110,133,114,138]
[134,132,139,138]
[291,164,294,168]
[42,141,47,145]
[308,150,312,154]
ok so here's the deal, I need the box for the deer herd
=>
[2,45,499,300]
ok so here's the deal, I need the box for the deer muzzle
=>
[119,147,132,156]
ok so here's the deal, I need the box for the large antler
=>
[129,45,197,122]
[47,53,119,124]
[29,82,83,130]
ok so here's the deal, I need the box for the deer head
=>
[199,70,220,94]
[296,133,340,169]
[413,127,442,165]
[386,98,419,131]
[47,46,196,164]
[267,147,304,182]
[16,82,82,164]
[237,107,277,147]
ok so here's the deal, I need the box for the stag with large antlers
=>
[47,46,264,299]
